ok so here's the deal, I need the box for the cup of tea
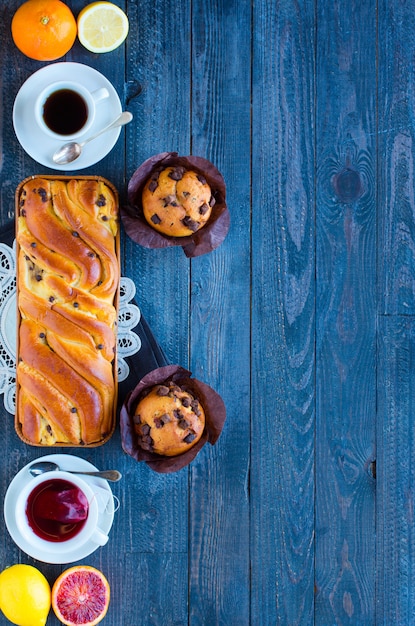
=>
[35,80,110,139]
[15,471,109,554]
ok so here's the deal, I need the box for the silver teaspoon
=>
[29,460,122,482]
[52,111,133,165]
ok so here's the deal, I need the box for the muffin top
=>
[133,381,205,456]
[141,166,215,237]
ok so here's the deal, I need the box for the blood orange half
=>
[51,566,110,626]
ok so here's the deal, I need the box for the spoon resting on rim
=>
[28,461,122,482]
[52,110,133,165]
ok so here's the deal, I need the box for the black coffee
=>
[42,89,88,135]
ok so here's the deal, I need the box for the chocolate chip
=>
[182,191,190,198]
[178,418,190,430]
[70,407,77,413]
[181,397,191,407]
[37,188,48,202]
[87,252,95,258]
[31,242,36,247]
[133,414,141,424]
[21,209,26,216]
[35,274,42,282]
[168,167,186,181]
[199,203,209,215]
[96,194,106,207]
[101,215,108,221]
[148,180,158,192]
[163,195,176,206]
[49,296,55,302]
[39,332,45,339]
[157,385,170,396]
[160,413,171,425]
[183,433,196,444]
[182,216,199,232]
[46,424,53,435]
[209,195,216,207]
[97,344,104,350]
[73,302,79,308]
[191,399,202,416]
[141,424,151,436]
[173,409,183,420]
[151,213,161,224]
[154,418,163,429]
[72,231,79,237]
[142,435,153,445]
[140,440,153,451]
[197,175,207,185]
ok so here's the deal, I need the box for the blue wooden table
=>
[1,0,414,624]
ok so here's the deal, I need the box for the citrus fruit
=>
[0,564,51,626]
[11,0,77,62]
[77,2,129,53]
[52,565,110,626]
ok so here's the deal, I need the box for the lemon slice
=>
[77,1,129,53]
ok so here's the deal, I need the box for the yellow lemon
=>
[77,1,129,53]
[0,564,51,626]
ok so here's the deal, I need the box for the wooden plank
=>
[251,1,316,623]
[377,316,415,624]
[315,0,377,623]
[187,0,251,623]
[121,0,192,624]
[377,2,415,623]
[378,0,415,317]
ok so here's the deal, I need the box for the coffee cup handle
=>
[91,87,110,104]
[93,527,109,546]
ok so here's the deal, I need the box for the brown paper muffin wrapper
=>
[120,365,226,473]
[121,152,230,257]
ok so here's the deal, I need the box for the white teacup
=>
[15,471,109,554]
[35,80,109,140]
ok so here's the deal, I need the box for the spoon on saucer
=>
[28,461,122,482]
[52,111,133,165]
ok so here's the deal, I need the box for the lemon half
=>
[77,1,129,53]
[0,564,51,626]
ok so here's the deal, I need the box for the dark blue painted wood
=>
[2,0,415,624]
[188,1,251,624]
[315,1,377,623]
[251,1,316,624]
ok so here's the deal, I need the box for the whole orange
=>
[11,0,77,61]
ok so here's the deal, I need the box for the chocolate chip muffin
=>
[141,166,215,237]
[133,381,205,456]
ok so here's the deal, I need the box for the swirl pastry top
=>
[16,177,120,446]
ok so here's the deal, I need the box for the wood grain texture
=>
[3,0,415,623]
[315,1,377,623]
[188,1,251,623]
[378,0,415,317]
[251,1,315,624]
[377,316,415,625]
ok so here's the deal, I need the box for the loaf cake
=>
[141,166,215,237]
[133,381,205,456]
[16,176,120,446]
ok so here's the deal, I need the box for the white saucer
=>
[13,62,122,171]
[4,453,116,563]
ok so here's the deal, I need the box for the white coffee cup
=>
[35,80,109,140]
[15,471,109,554]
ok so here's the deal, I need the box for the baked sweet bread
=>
[142,166,215,237]
[16,177,119,445]
[133,381,205,456]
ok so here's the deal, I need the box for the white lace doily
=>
[0,240,141,415]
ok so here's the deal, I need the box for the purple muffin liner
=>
[120,365,226,473]
[121,152,230,257]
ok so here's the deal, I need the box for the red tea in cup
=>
[25,478,89,543]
